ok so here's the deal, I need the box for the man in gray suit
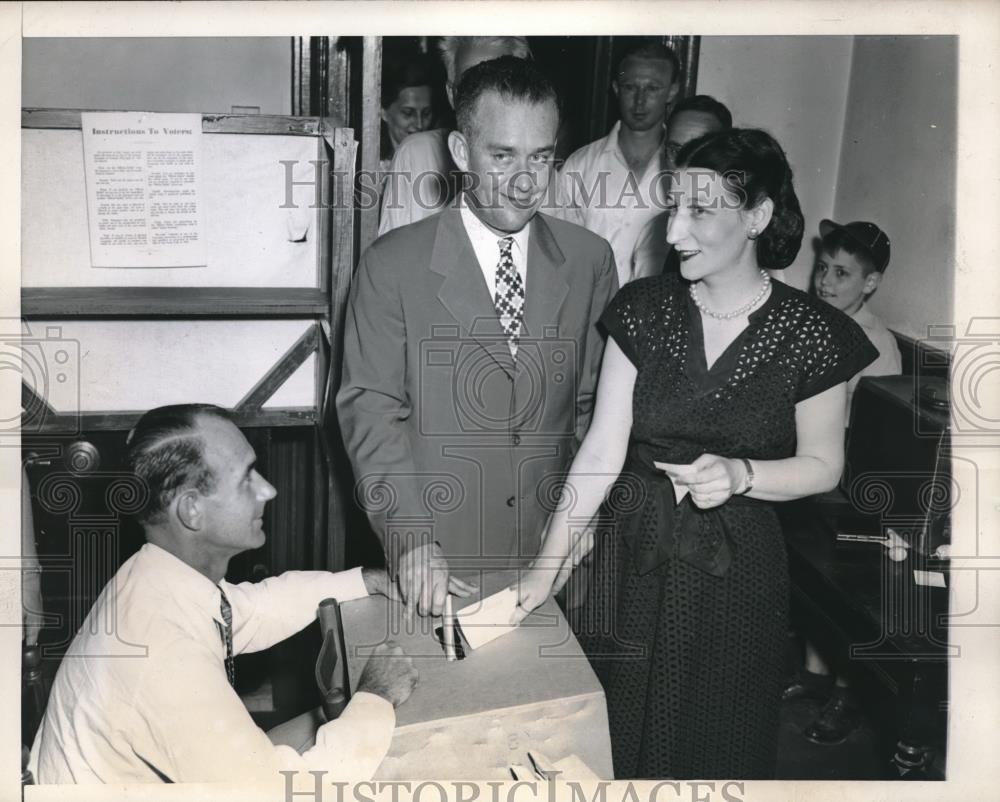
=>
[338,56,617,618]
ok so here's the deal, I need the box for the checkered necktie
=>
[494,237,524,359]
[217,587,235,687]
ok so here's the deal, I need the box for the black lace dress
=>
[576,271,877,779]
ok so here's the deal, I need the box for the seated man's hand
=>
[357,641,419,708]
[396,542,475,619]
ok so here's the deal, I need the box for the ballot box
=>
[270,572,613,780]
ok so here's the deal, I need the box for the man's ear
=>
[175,489,202,532]
[379,107,390,126]
[611,79,620,101]
[448,129,470,172]
[666,78,681,107]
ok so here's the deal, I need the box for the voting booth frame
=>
[21,111,361,685]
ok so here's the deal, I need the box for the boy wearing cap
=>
[813,219,902,420]
[786,219,903,746]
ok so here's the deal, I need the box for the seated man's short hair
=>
[126,404,233,525]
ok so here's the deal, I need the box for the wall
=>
[698,36,855,289]
[832,36,957,341]
[22,37,291,115]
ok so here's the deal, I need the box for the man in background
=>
[378,36,531,235]
[30,404,418,784]
[553,40,680,286]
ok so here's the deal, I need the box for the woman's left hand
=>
[678,453,747,509]
[509,566,560,626]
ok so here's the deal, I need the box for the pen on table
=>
[443,594,457,661]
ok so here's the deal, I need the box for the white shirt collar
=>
[459,198,530,295]
[600,120,623,158]
[601,119,666,166]
[850,304,876,330]
[139,542,228,626]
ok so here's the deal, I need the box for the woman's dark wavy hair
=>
[675,128,804,270]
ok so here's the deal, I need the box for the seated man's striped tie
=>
[217,587,235,687]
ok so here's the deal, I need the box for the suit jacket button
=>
[511,433,521,446]
[506,496,516,507]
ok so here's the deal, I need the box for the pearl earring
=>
[748,227,759,240]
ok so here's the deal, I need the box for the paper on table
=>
[509,751,602,781]
[553,753,602,780]
[913,569,947,588]
[455,587,519,650]
[653,461,694,505]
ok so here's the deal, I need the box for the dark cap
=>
[819,219,890,272]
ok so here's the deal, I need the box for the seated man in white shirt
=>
[552,40,680,286]
[29,403,418,784]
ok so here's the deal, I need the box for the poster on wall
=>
[81,111,207,268]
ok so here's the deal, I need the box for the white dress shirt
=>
[631,210,671,281]
[552,121,664,286]
[459,199,530,298]
[378,128,454,236]
[29,543,394,784]
[847,303,903,420]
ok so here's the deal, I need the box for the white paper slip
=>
[455,587,519,650]
[552,753,601,781]
[653,461,694,505]
[913,569,946,588]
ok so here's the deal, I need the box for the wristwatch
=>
[739,458,755,495]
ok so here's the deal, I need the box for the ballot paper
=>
[913,569,947,588]
[552,753,602,780]
[455,587,519,650]
[509,751,601,781]
[653,461,694,505]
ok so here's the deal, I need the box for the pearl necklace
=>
[689,270,771,320]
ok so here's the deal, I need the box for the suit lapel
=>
[431,208,515,377]
[523,214,569,339]
[512,215,570,417]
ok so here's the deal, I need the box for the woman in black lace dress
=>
[513,129,877,779]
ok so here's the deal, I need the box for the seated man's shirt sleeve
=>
[225,567,369,655]
[134,629,394,783]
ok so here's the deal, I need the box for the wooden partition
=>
[21,109,357,575]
